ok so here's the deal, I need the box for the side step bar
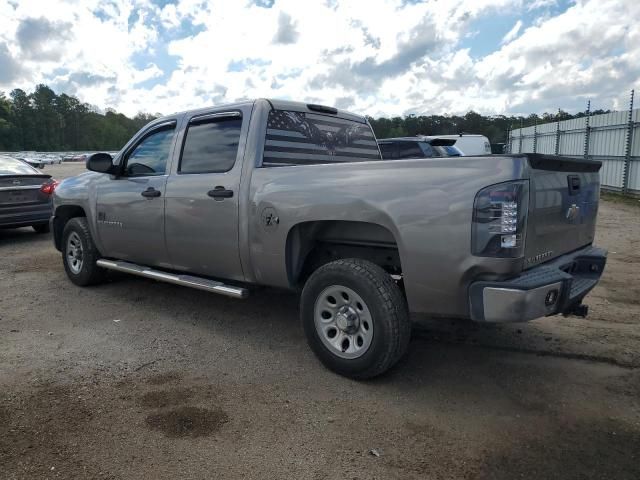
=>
[96,259,249,299]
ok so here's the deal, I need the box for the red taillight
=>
[40,179,59,195]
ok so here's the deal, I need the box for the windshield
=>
[432,145,463,156]
[419,142,463,157]
[0,156,40,175]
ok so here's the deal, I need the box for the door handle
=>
[207,186,234,199]
[567,175,581,195]
[141,187,161,198]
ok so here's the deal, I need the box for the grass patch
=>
[601,191,640,208]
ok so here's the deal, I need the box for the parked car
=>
[0,155,58,233]
[15,153,45,169]
[62,153,89,163]
[378,137,463,159]
[40,155,63,165]
[51,99,607,379]
[423,134,492,155]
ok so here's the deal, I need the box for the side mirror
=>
[86,153,116,174]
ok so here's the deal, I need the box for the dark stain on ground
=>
[137,388,194,408]
[145,371,181,386]
[476,419,640,480]
[145,406,228,438]
[606,370,640,398]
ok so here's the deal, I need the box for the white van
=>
[422,134,491,156]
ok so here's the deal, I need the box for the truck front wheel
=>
[300,259,411,379]
[62,217,106,286]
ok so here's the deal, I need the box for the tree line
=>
[0,85,156,152]
[0,84,610,151]
[367,108,611,145]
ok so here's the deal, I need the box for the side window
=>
[124,127,175,176]
[263,109,381,167]
[378,143,396,159]
[396,142,424,159]
[179,117,243,174]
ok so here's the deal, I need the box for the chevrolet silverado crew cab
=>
[51,99,607,379]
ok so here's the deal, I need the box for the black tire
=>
[301,258,411,379]
[62,217,106,286]
[32,223,50,234]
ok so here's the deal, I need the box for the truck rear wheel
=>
[62,217,106,286]
[300,258,411,379]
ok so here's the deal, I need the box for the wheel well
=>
[286,221,402,287]
[53,205,86,251]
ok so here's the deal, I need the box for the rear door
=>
[524,155,601,268]
[164,110,247,281]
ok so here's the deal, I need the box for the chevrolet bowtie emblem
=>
[566,203,580,221]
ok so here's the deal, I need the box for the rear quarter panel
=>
[248,155,527,317]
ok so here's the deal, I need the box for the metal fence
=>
[507,92,639,195]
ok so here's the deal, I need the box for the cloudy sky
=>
[0,0,638,118]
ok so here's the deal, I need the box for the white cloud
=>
[502,19,522,44]
[0,0,638,118]
[526,0,558,11]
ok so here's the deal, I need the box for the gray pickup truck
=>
[51,99,607,378]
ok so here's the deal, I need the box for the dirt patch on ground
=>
[0,384,114,479]
[145,406,229,438]
[478,419,640,480]
[9,250,60,273]
[145,371,182,386]
[598,276,640,306]
[137,388,195,408]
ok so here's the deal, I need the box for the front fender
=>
[52,171,104,252]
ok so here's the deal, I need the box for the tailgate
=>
[524,155,601,269]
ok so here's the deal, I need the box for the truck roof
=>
[154,99,368,125]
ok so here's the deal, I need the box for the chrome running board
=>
[96,259,249,299]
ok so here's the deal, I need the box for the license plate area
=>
[0,190,40,205]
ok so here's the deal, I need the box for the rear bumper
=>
[469,245,607,322]
[0,203,51,228]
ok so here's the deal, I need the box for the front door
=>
[96,121,177,268]
[164,111,245,281]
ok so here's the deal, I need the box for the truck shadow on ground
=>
[90,273,639,375]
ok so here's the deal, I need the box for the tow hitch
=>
[563,304,589,318]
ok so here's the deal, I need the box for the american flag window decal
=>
[262,109,381,167]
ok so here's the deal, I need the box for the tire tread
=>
[62,217,106,286]
[301,258,411,379]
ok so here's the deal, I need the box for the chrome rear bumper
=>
[469,245,607,322]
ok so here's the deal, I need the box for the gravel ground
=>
[1,163,639,479]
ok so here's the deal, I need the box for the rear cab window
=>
[179,115,243,174]
[262,109,380,167]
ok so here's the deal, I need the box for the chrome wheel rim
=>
[314,285,373,359]
[66,232,83,274]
